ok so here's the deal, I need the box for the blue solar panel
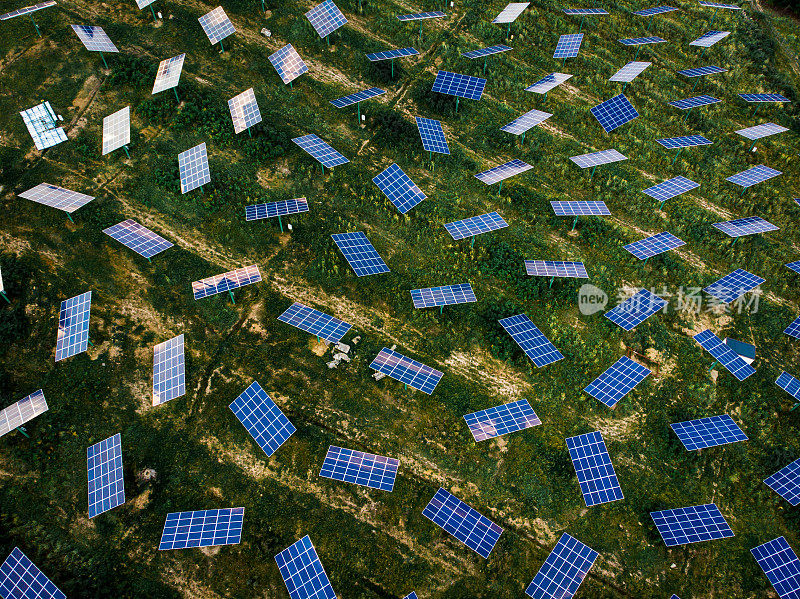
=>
[431,70,486,100]
[331,231,389,276]
[690,30,731,47]
[416,116,449,154]
[159,508,244,550]
[475,159,533,184]
[777,371,800,401]
[269,44,308,84]
[305,0,347,38]
[55,291,91,362]
[651,504,733,546]
[634,5,678,16]
[178,143,210,193]
[739,93,789,102]
[751,537,800,599]
[726,164,782,188]
[712,216,778,237]
[366,47,418,61]
[277,301,352,343]
[230,381,295,457]
[192,265,262,299]
[422,488,503,558]
[656,135,712,149]
[678,65,726,78]
[623,232,685,259]
[525,534,598,599]
[566,431,624,506]
[444,211,508,240]
[410,283,476,308]
[463,44,512,59]
[275,536,336,599]
[786,316,800,340]
[246,198,309,221]
[642,176,699,201]
[703,269,765,303]
[604,288,667,331]
[330,87,385,108]
[373,163,426,213]
[551,201,610,216]
[554,33,583,58]
[765,456,800,506]
[87,433,125,518]
[103,219,173,259]
[564,7,609,14]
[788,261,800,275]
[670,414,747,450]
[590,94,638,133]
[584,356,651,408]
[397,11,445,21]
[319,446,398,491]
[498,314,563,367]
[670,95,721,109]
[197,7,235,45]
[403,593,419,599]
[619,36,667,45]
[370,347,443,394]
[153,335,185,406]
[694,329,756,380]
[71,24,118,52]
[699,1,740,7]
[525,260,588,278]
[292,134,349,167]
[0,548,65,599]
[463,399,541,442]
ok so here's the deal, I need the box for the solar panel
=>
[331,231,389,276]
[642,176,699,201]
[55,291,91,361]
[177,142,211,193]
[366,47,418,61]
[526,72,572,93]
[292,134,349,167]
[370,347,443,394]
[444,211,508,240]
[269,44,308,84]
[319,446,398,491]
[609,61,651,82]
[0,547,65,599]
[305,0,347,38]
[415,117,449,154]
[229,381,295,457]
[656,134,712,148]
[330,87,385,108]
[569,149,627,168]
[101,106,130,155]
[566,431,624,506]
[694,329,756,380]
[751,537,800,599]
[785,316,800,340]
[475,159,533,184]
[678,65,726,78]
[70,24,118,52]
[623,231,685,259]
[422,488,503,558]
[736,122,788,140]
[277,302,352,343]
[703,268,765,303]
[551,201,611,216]
[554,33,584,59]
[585,356,651,407]
[87,433,125,518]
[275,536,336,599]
[671,414,748,450]
[152,54,185,94]
[0,389,48,438]
[777,371,800,401]
[669,95,721,109]
[498,314,563,367]
[0,1,56,20]
[228,88,262,133]
[191,265,262,300]
[136,0,156,7]
[634,5,678,16]
[198,6,235,44]
[604,288,667,331]
[153,334,185,406]
[397,11,445,21]
[501,109,552,135]
[738,93,789,102]
[19,183,94,213]
[431,70,486,100]
[788,261,800,275]
[103,219,173,259]
[699,1,740,7]
[410,283,476,308]
[618,36,667,45]
[159,508,244,550]
[651,504,733,546]
[525,533,597,599]
[246,198,309,221]
[373,163,426,213]
[19,101,67,150]
[463,44,513,59]
[690,30,731,47]
[764,455,800,506]
[564,7,609,14]
[712,216,778,237]
[492,2,530,23]
[403,594,419,599]
[590,94,638,132]
[525,260,588,278]
[0,268,4,295]
[464,399,541,442]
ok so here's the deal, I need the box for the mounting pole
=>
[404,383,408,390]
[247,127,252,138]
[521,131,525,145]
[455,97,459,114]
[691,78,699,93]
[791,402,800,412]
[419,21,423,44]
[229,291,235,304]
[317,336,321,343]
[88,339,94,347]
[146,257,152,264]
[470,237,476,248]
[643,257,649,267]
[483,57,487,75]
[748,139,756,151]
[16,427,29,438]
[507,23,511,38]
[30,14,41,36]
[150,5,157,20]
[589,165,597,181]
[700,47,707,58]
[659,200,665,211]
[562,57,566,68]
[439,305,443,315]
[579,16,585,33]
[173,87,180,102]
[646,15,653,32]
[740,187,746,197]
[571,216,579,231]
[278,215,283,233]
[0,291,9,303]
[220,40,225,52]
[123,145,130,158]
[622,82,627,93]
[262,0,266,13]
[358,0,362,11]
[634,46,641,61]
[320,163,324,175]
[549,276,554,289]
[708,360,719,372]
[67,213,75,223]
[326,35,330,47]
[708,8,718,27]
[357,101,361,123]
[498,181,503,195]
[391,58,394,78]
[732,236,740,246]
[671,147,682,165]
[752,104,759,117]
[100,52,109,69]
[683,108,691,123]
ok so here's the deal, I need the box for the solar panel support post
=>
[691,78,700,93]
[100,52,109,69]
[571,216,579,231]
[278,215,283,233]
[646,15,653,32]
[150,5,157,21]
[357,101,361,124]
[659,200,665,210]
[419,22,423,44]
[520,131,525,145]
[791,401,800,411]
[67,213,75,223]
[643,256,649,267]
[390,58,394,78]
[29,14,41,37]
[483,57,487,75]
[708,360,719,372]
[549,276,554,289]
[455,97,459,114]
[683,108,691,123]
[700,46,707,58]
[439,305,443,314]
[229,291,235,304]
[262,0,266,13]
[589,165,597,181]
[708,9,718,26]
[562,57,566,68]
[173,87,180,103]
[751,104,759,117]
[87,339,94,347]
[579,16,585,33]
[748,139,756,152]
[671,147,682,165]
[220,40,225,53]
[498,181,503,195]
[0,291,9,303]
[123,145,130,159]
[634,46,641,61]
[15,426,29,438]
[326,35,330,47]
[622,82,627,93]
[507,22,511,39]
[470,237,475,248]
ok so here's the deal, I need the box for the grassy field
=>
[1,0,799,597]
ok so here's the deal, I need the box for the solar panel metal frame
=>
[71,24,118,52]
[228,88,262,134]
[277,301,352,343]
[19,183,94,213]
[736,122,789,140]
[670,414,749,450]
[475,159,533,184]
[642,176,699,201]
[669,95,721,109]
[415,116,449,154]
[245,198,308,221]
[444,211,508,240]
[785,315,800,340]
[590,93,639,133]
[0,389,48,438]
[500,109,553,135]
[787,261,800,276]
[525,260,588,278]
[584,356,651,408]
[712,216,778,237]
[604,288,667,331]
[269,44,308,84]
[87,433,125,518]
[678,65,727,78]
[410,283,476,308]
[330,86,385,108]
[553,33,584,59]
[656,134,712,148]
[569,149,627,168]
[776,371,800,401]
[738,93,789,102]
[623,231,685,259]
[370,347,443,394]
[373,163,426,213]
[566,431,624,506]
[525,72,572,93]
[153,334,185,406]
[305,0,347,38]
[431,70,487,100]
[101,106,130,155]
[191,265,262,300]
[464,399,541,442]
[694,329,756,380]
[178,142,211,193]
[19,101,67,150]
[229,380,295,457]
[292,134,349,167]
[422,488,503,558]
[618,36,667,45]
[764,454,800,506]
[634,5,678,16]
[55,291,91,361]
[564,7,609,14]
[159,508,245,550]
[0,547,65,599]
[319,445,399,491]
[699,1,741,7]
[651,504,734,546]
[403,593,419,599]
[703,268,765,303]
[0,1,56,20]
[463,44,513,59]
[492,2,530,23]
[198,6,235,44]
[397,11,445,21]
[103,219,173,259]
[152,54,185,94]
[525,533,598,599]
[609,61,652,83]
[136,0,157,8]
[690,30,731,47]
[498,314,564,367]
[551,201,611,216]
[275,536,336,599]
[331,231,389,276]
[751,536,800,599]
[366,47,419,61]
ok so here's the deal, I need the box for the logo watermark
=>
[578,285,761,315]
[578,284,609,315]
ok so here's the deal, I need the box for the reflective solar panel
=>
[101,106,130,155]
[192,265,262,299]
[416,117,449,154]
[785,316,800,340]
[699,1,740,7]
[551,201,611,216]
[55,291,91,361]
[564,7,609,14]
[788,261,800,275]
[444,211,508,240]
[764,455,800,506]
[604,288,667,331]
[623,231,685,259]
[590,94,638,132]
[422,488,503,558]
[475,159,533,184]
[651,504,733,546]
[566,431,624,506]
[0,390,48,439]
[178,142,210,193]
[305,0,347,38]
[694,329,756,380]
[656,134,712,148]
[330,87,385,108]
[0,1,56,20]
[103,219,173,259]
[198,6,235,44]
[373,163,426,213]
[498,314,563,367]
[736,122,788,140]
[246,198,309,221]
[553,33,583,59]
[0,268,4,295]
[397,11,445,21]
[87,433,125,518]
[370,347,443,394]
[19,183,94,213]
[159,508,244,550]
[463,44,512,59]
[319,446,398,491]
[642,176,699,201]
[0,547,65,599]
[618,36,667,45]
[432,70,486,100]
[739,93,789,102]
[492,2,530,23]
[712,216,778,237]
[670,95,721,109]
[703,268,765,303]
[228,88,262,133]
[275,536,336,599]
[71,24,118,52]
[678,65,726,78]
[634,5,678,16]
[366,47,418,61]
[19,101,67,151]
[526,72,572,93]
[525,260,588,278]
[609,61,651,82]
[269,44,308,84]
[525,533,597,599]
[777,371,800,401]
[292,134,349,167]
[331,231,389,276]
[464,399,541,442]
[501,109,552,135]
[152,54,185,94]
[410,283,476,308]
[277,302,352,343]
[569,149,627,168]
[230,381,295,457]
[690,30,731,47]
[153,334,185,406]
[751,537,800,599]
[585,356,651,407]
[136,0,156,7]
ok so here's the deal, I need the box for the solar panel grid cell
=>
[87,433,125,518]
[604,288,667,330]
[525,533,598,599]
[651,504,734,546]
[101,106,130,155]
[642,176,699,201]
[584,356,651,407]
[410,283,476,308]
[319,446,399,491]
[177,143,211,193]
[246,198,309,221]
[230,381,295,457]
[553,33,584,58]
[373,163,426,213]
[569,149,627,168]
[330,87,385,108]
[191,265,262,299]
[623,231,685,259]
[694,329,756,379]
[525,72,572,93]
[443,211,508,239]
[431,70,487,100]
[71,24,118,52]
[669,95,721,109]
[103,219,173,259]
[153,335,185,406]
[305,0,347,38]
[0,389,48,438]
[656,135,712,148]
[275,536,336,599]
[55,291,91,361]
[525,260,588,278]
[764,456,800,506]
[590,94,638,132]
[671,414,748,450]
[498,314,563,367]
[464,399,541,442]
[690,30,731,47]
[566,431,624,506]
[463,44,513,59]
[159,508,244,550]
[609,61,652,82]
[370,348,443,394]
[366,47,418,61]
[228,88,262,133]
[712,216,778,237]
[475,159,533,184]
[416,116,450,154]
[331,232,389,276]
[551,201,611,215]
[0,547,65,599]
[152,54,185,94]
[703,268,765,303]
[501,109,553,135]
[699,1,740,7]
[269,44,308,84]
[422,488,503,557]
[198,6,235,44]
[277,301,352,343]
[19,183,94,213]
[19,101,67,150]
[292,134,349,167]
[751,537,800,599]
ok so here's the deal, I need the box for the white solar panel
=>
[198,6,235,45]
[19,101,67,150]
[0,390,48,438]
[101,106,130,155]
[71,24,118,52]
[735,122,788,141]
[153,334,185,406]
[228,88,262,134]
[526,72,572,94]
[642,176,699,201]
[152,54,185,94]
[19,183,94,213]
[305,0,347,38]
[500,109,552,135]
[726,164,782,187]
[103,219,173,259]
[553,33,583,59]
[178,143,211,193]
[474,159,533,184]
[690,30,731,47]
[609,61,651,83]
[55,291,92,361]
[570,149,627,168]
[0,1,56,21]
[492,2,530,23]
